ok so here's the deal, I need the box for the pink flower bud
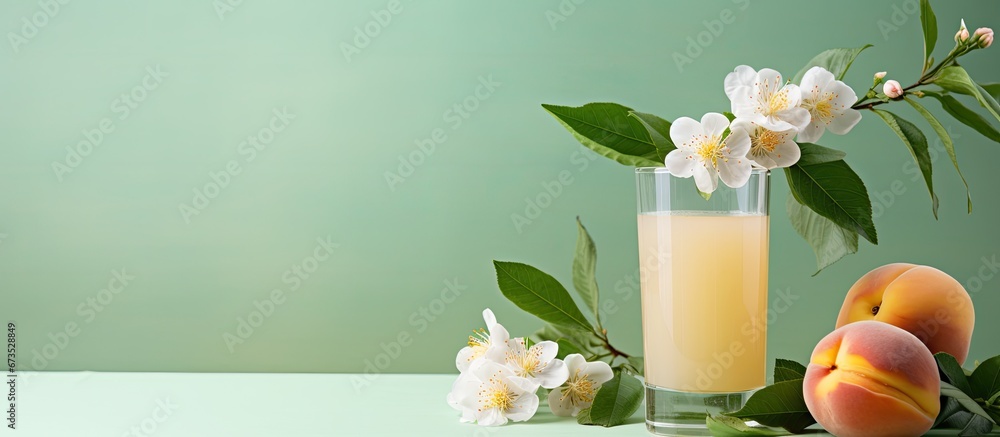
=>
[883,80,904,98]
[956,19,970,42]
[975,27,994,48]
[874,71,887,79]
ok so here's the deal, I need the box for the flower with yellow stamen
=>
[455,308,509,372]
[451,360,540,426]
[726,65,810,132]
[487,337,568,389]
[731,119,800,169]
[549,354,614,417]
[798,66,862,143]
[665,112,753,193]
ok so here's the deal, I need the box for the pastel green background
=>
[1,0,998,375]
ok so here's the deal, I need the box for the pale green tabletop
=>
[14,372,985,436]
[9,372,648,436]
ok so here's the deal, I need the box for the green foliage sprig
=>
[542,0,998,274]
[493,217,641,427]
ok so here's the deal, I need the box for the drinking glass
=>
[636,167,770,436]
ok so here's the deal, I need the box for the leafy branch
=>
[541,0,998,274]
[494,217,641,427]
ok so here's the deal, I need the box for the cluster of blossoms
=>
[668,19,995,195]
[665,64,862,193]
[446,309,613,426]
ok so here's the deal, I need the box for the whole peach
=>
[835,263,975,364]
[804,321,940,437]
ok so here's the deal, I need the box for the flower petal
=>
[477,407,507,427]
[488,323,509,346]
[580,360,614,385]
[756,68,784,102]
[482,308,497,327]
[769,137,801,169]
[548,386,575,417]
[456,347,478,372]
[718,156,751,188]
[693,164,718,193]
[725,65,757,100]
[827,81,858,110]
[507,392,540,422]
[723,127,751,157]
[471,359,509,382]
[731,97,761,121]
[796,120,825,143]
[779,84,803,109]
[800,66,834,101]
[534,358,569,389]
[827,108,862,135]
[508,375,540,395]
[448,381,479,423]
[668,116,702,149]
[665,148,696,178]
[776,105,811,131]
[562,353,586,373]
[749,149,777,169]
[532,341,559,364]
[700,112,731,138]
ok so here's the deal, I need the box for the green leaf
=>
[873,109,940,219]
[986,391,1000,407]
[706,414,788,436]
[572,217,601,327]
[542,103,663,167]
[969,356,1000,400]
[626,356,644,376]
[797,142,847,166]
[576,407,593,425]
[936,397,965,428]
[493,261,593,332]
[936,352,974,395]
[728,379,816,433]
[974,81,1000,123]
[941,381,997,424]
[583,370,644,427]
[792,45,873,83]
[980,82,1000,100]
[785,160,877,245]
[628,111,675,162]
[723,111,736,121]
[941,410,996,436]
[787,194,859,274]
[958,415,996,436]
[933,66,1000,124]
[531,324,602,351]
[906,97,971,213]
[924,91,1000,143]
[773,358,808,383]
[919,0,937,66]
[555,338,584,360]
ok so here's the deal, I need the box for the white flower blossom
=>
[797,66,862,143]
[451,360,540,426]
[665,112,752,193]
[731,119,800,169]
[486,337,568,389]
[548,354,614,417]
[456,308,509,372]
[726,65,810,132]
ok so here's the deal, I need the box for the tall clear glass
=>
[636,167,770,436]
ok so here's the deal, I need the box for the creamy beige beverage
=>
[638,212,768,392]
